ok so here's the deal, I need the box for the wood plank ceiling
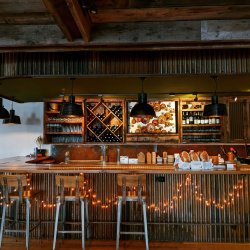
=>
[0,0,250,102]
[0,0,250,50]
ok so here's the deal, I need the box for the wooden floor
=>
[1,238,250,250]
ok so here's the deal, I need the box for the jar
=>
[227,152,235,162]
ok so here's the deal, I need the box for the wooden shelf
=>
[46,111,60,114]
[182,124,222,127]
[183,132,221,136]
[46,120,83,124]
[44,99,84,144]
[45,132,82,135]
[181,99,223,143]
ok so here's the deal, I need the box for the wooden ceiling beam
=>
[91,5,250,23]
[42,0,75,42]
[65,0,91,42]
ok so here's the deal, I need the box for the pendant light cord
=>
[211,75,218,95]
[70,77,75,95]
[140,77,145,93]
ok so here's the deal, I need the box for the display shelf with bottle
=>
[181,100,223,143]
[43,98,84,144]
[85,99,124,143]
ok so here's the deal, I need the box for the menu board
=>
[127,101,177,134]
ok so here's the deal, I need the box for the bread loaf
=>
[181,151,190,162]
[190,152,200,161]
[200,151,209,162]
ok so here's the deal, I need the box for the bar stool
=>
[52,175,90,250]
[116,174,149,250]
[0,174,41,250]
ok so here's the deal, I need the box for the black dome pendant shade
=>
[3,109,21,124]
[0,98,10,119]
[203,76,227,117]
[130,77,156,118]
[60,95,83,118]
[60,78,83,118]
[203,95,227,117]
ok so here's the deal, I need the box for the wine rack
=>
[43,98,84,144]
[85,99,124,143]
[181,100,223,143]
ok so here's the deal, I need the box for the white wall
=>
[0,100,50,159]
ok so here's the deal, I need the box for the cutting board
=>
[25,156,55,164]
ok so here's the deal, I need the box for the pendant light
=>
[203,76,227,117]
[0,98,10,119]
[3,101,21,124]
[130,77,156,118]
[60,78,83,118]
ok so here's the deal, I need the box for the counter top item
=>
[0,156,250,174]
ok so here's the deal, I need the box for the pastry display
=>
[128,101,177,133]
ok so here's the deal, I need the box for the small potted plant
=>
[35,135,46,157]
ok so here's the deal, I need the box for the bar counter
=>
[0,156,250,174]
[0,156,250,243]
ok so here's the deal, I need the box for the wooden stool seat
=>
[53,175,90,250]
[116,174,149,250]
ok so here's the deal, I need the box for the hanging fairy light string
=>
[147,174,244,214]
[19,174,244,212]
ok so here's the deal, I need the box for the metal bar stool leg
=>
[0,203,6,247]
[85,198,90,239]
[142,200,149,250]
[53,200,61,250]
[62,203,66,236]
[116,198,122,250]
[80,199,85,250]
[15,200,19,237]
[25,199,31,250]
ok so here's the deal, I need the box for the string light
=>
[0,175,244,215]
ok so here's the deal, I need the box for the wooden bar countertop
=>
[0,156,250,174]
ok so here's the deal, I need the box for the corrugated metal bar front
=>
[1,172,249,242]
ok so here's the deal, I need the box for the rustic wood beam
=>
[0,20,249,51]
[65,0,91,42]
[42,0,74,42]
[91,5,250,23]
[0,13,54,25]
[1,40,250,53]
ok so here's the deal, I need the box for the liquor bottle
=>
[189,111,194,124]
[193,112,197,124]
[216,117,220,124]
[182,112,186,125]
[204,116,209,124]
[200,114,205,124]
[185,112,190,124]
